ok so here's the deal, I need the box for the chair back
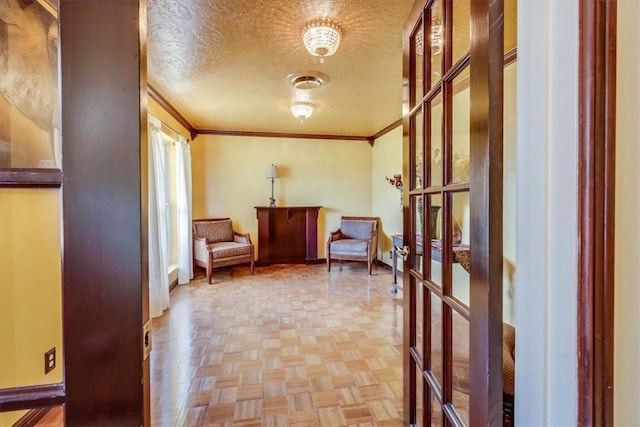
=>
[340,217,377,240]
[193,219,234,243]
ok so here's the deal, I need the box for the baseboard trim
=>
[169,277,178,292]
[376,260,392,270]
[12,407,49,427]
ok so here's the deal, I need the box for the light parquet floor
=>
[151,263,404,427]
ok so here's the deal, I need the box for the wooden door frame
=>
[577,0,617,425]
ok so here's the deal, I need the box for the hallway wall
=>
[614,0,640,423]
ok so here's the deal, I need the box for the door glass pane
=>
[452,0,471,66]
[428,194,443,286]
[430,1,443,87]
[416,368,425,427]
[413,195,424,275]
[430,392,444,426]
[430,293,443,388]
[503,62,517,324]
[452,310,470,426]
[413,108,424,190]
[452,192,470,305]
[505,0,518,53]
[412,21,424,106]
[430,93,443,187]
[416,282,425,358]
[452,66,471,183]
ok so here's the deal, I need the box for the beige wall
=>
[372,126,403,267]
[191,135,373,258]
[0,188,63,426]
[614,0,640,424]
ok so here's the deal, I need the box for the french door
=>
[402,0,505,425]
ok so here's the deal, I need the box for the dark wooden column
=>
[60,0,149,425]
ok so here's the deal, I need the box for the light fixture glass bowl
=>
[291,101,314,122]
[302,19,342,61]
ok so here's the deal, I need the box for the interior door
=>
[402,0,505,425]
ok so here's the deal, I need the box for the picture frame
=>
[0,0,61,187]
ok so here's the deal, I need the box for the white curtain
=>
[148,114,170,318]
[176,136,193,284]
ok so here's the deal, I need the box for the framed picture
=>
[0,0,61,187]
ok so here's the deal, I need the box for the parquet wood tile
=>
[151,263,403,426]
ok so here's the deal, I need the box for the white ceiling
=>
[147,0,416,137]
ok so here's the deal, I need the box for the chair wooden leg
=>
[250,257,255,275]
[206,263,212,284]
[327,257,331,272]
[368,259,372,275]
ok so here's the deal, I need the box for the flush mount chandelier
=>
[291,101,315,122]
[302,19,343,62]
[415,19,443,56]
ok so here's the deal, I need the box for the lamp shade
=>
[266,164,278,179]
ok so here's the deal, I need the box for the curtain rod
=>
[160,121,190,144]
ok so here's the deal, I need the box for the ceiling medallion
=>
[291,101,314,122]
[302,19,343,62]
[286,71,330,90]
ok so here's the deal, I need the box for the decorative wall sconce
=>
[266,164,278,207]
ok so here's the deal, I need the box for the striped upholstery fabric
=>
[194,219,234,243]
[340,220,375,240]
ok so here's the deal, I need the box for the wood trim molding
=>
[577,0,617,425]
[0,168,62,188]
[196,128,371,142]
[12,407,50,427]
[0,383,65,412]
[370,119,403,145]
[147,84,197,141]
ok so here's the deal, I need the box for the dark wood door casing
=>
[60,0,149,425]
[577,0,617,425]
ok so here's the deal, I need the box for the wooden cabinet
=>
[255,206,321,264]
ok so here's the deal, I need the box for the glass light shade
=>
[291,102,314,121]
[415,22,443,56]
[266,164,278,179]
[302,19,342,61]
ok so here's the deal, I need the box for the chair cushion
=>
[195,220,234,243]
[208,241,252,259]
[340,220,375,240]
[330,239,369,254]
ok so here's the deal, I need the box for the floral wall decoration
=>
[385,174,403,207]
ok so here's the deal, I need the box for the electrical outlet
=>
[44,347,56,374]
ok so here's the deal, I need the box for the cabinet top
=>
[255,206,322,210]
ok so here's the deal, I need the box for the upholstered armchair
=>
[193,218,254,283]
[326,216,379,275]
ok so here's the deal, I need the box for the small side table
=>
[390,234,404,293]
[390,234,470,293]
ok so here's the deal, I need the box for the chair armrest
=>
[234,232,253,245]
[193,236,210,262]
[194,235,208,244]
[327,229,342,242]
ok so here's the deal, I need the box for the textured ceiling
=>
[147,0,415,137]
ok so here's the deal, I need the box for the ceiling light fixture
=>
[286,71,330,90]
[415,2,443,57]
[291,101,314,122]
[302,19,342,62]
